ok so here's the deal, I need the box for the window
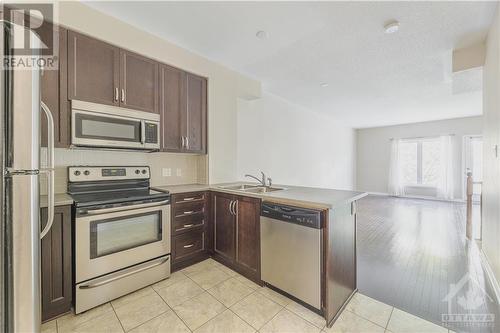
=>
[399,138,442,187]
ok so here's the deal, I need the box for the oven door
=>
[75,201,170,283]
[72,109,147,149]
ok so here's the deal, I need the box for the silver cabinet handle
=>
[183,244,194,249]
[234,200,238,217]
[40,101,55,240]
[121,88,125,103]
[114,87,119,101]
[79,256,169,289]
[183,210,194,215]
[181,136,185,148]
[183,224,194,228]
[182,197,196,202]
[185,136,189,149]
[230,200,237,215]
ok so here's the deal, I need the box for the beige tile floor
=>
[42,259,455,333]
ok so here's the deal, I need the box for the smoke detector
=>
[256,30,268,39]
[384,21,400,34]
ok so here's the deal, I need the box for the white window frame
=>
[401,137,440,188]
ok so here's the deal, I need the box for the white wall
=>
[56,2,261,184]
[237,93,356,190]
[356,116,483,199]
[482,4,500,286]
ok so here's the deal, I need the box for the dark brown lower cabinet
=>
[40,205,72,322]
[171,192,210,271]
[212,192,261,283]
[324,202,357,327]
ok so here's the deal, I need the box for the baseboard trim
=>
[479,248,500,303]
[365,192,465,203]
[366,192,390,196]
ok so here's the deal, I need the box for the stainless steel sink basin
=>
[218,184,260,191]
[218,184,285,193]
[244,186,285,193]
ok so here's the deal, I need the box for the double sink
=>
[218,184,286,194]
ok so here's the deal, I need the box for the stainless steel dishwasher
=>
[260,202,322,310]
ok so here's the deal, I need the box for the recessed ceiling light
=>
[384,20,400,34]
[320,83,329,87]
[256,30,268,39]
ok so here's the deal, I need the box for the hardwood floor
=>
[357,195,498,333]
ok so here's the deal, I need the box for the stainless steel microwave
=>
[71,100,160,151]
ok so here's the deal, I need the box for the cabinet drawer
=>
[174,201,206,218]
[173,192,206,204]
[173,214,206,234]
[173,230,205,261]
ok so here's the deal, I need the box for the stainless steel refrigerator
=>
[1,20,55,333]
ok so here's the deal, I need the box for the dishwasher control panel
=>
[261,203,322,229]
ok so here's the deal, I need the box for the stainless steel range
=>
[68,166,171,314]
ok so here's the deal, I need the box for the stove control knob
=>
[142,169,147,174]
[74,170,81,176]
[83,170,90,176]
[135,169,140,174]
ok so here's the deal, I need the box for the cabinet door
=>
[235,196,261,279]
[68,31,120,106]
[160,65,185,152]
[40,25,70,148]
[120,50,159,113]
[185,73,207,154]
[213,193,235,262]
[41,205,72,322]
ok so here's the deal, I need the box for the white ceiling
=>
[85,1,497,128]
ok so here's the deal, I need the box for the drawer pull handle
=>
[183,224,194,228]
[79,257,169,289]
[183,244,194,249]
[183,210,194,215]
[182,197,196,201]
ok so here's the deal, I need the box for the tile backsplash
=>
[40,148,208,194]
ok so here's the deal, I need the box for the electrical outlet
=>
[176,168,182,177]
[162,168,171,177]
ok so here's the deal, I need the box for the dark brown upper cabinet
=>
[68,31,120,106]
[40,25,70,148]
[185,73,207,154]
[160,64,186,152]
[160,68,207,154]
[119,50,159,113]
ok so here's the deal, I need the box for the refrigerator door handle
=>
[40,101,55,239]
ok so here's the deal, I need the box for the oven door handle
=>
[84,199,170,215]
[78,256,170,289]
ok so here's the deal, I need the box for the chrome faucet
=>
[245,171,267,187]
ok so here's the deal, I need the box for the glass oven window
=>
[90,211,162,259]
[75,113,141,142]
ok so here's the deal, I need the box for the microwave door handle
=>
[40,101,55,239]
[141,120,146,145]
